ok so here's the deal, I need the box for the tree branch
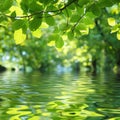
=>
[2,0,77,20]
[71,3,93,32]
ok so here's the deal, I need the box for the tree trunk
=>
[92,59,97,74]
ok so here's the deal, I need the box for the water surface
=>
[0,71,120,120]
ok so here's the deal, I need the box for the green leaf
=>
[53,27,59,33]
[67,31,74,40]
[0,0,13,12]
[12,20,27,30]
[70,7,84,23]
[70,14,79,23]
[10,6,23,16]
[32,28,42,38]
[99,0,113,7]
[20,0,34,13]
[86,12,96,18]
[111,25,119,33]
[58,23,68,31]
[91,4,101,16]
[29,18,42,31]
[0,16,7,22]
[46,5,57,11]
[48,34,58,41]
[29,2,43,13]
[78,0,89,7]
[77,23,89,35]
[108,18,116,26]
[11,11,16,18]
[68,4,76,10]
[76,7,84,15]
[62,8,72,17]
[81,13,95,29]
[117,31,120,40]
[82,16,94,25]
[39,0,51,5]
[55,37,64,48]
[47,41,55,46]
[45,15,55,26]
[14,29,26,45]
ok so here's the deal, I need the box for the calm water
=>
[0,71,120,120]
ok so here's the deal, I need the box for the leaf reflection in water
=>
[6,102,105,120]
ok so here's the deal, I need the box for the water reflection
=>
[0,71,120,119]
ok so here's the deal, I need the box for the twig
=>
[2,0,77,20]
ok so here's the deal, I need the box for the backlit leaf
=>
[10,6,23,16]
[117,31,120,40]
[55,37,64,48]
[47,41,55,46]
[77,23,89,35]
[108,18,116,26]
[14,29,26,45]
[67,31,74,40]
[81,13,95,28]
[80,28,89,35]
[111,25,119,33]
[40,22,49,28]
[32,28,42,38]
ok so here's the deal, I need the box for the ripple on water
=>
[0,71,120,119]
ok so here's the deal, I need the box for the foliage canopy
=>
[0,0,120,71]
